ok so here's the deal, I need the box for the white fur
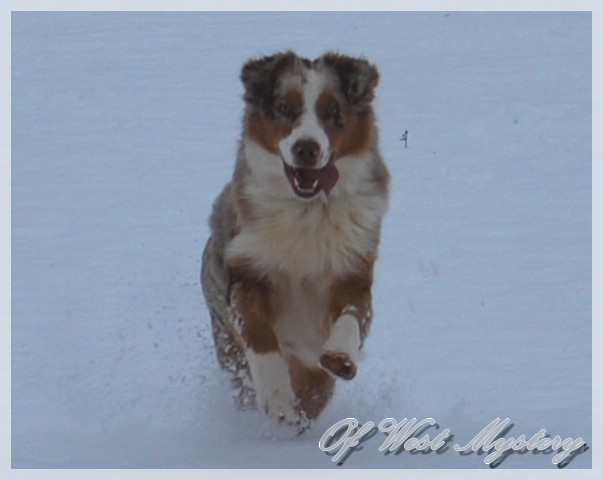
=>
[245,350,298,424]
[228,149,387,279]
[273,275,330,367]
[243,141,292,198]
[321,314,361,364]
[278,70,331,169]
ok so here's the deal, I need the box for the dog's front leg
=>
[229,278,301,427]
[320,277,373,380]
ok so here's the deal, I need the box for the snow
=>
[10,10,592,472]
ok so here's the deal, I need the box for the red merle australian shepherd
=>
[201,51,389,432]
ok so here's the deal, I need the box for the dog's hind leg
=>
[201,237,255,409]
[209,306,256,410]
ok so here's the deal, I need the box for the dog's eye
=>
[329,103,341,118]
[276,103,292,118]
[328,103,344,128]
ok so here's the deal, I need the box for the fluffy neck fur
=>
[226,140,389,280]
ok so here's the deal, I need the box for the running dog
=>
[201,51,389,432]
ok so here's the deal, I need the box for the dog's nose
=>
[292,139,320,168]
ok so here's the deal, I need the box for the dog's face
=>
[241,51,379,200]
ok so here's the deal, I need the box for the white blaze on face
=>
[278,69,331,169]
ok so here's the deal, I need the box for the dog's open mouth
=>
[282,159,339,199]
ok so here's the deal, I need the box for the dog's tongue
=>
[297,161,339,195]
[283,158,340,198]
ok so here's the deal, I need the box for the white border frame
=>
[2,1,599,479]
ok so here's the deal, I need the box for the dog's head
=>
[241,51,380,200]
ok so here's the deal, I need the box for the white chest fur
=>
[227,142,387,279]
[271,273,330,366]
[227,192,380,279]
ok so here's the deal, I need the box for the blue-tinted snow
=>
[11,11,591,469]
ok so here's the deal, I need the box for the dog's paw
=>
[258,393,297,423]
[320,351,357,380]
[294,414,312,435]
[320,313,360,380]
[259,396,312,434]
[246,351,305,429]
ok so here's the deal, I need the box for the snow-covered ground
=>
[11,11,592,471]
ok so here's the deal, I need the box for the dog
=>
[201,51,389,432]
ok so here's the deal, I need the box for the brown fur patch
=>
[230,279,279,354]
[316,89,376,160]
[244,88,304,154]
[288,355,335,420]
[245,110,289,155]
[278,90,303,118]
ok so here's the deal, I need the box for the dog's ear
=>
[320,53,379,109]
[240,51,299,107]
